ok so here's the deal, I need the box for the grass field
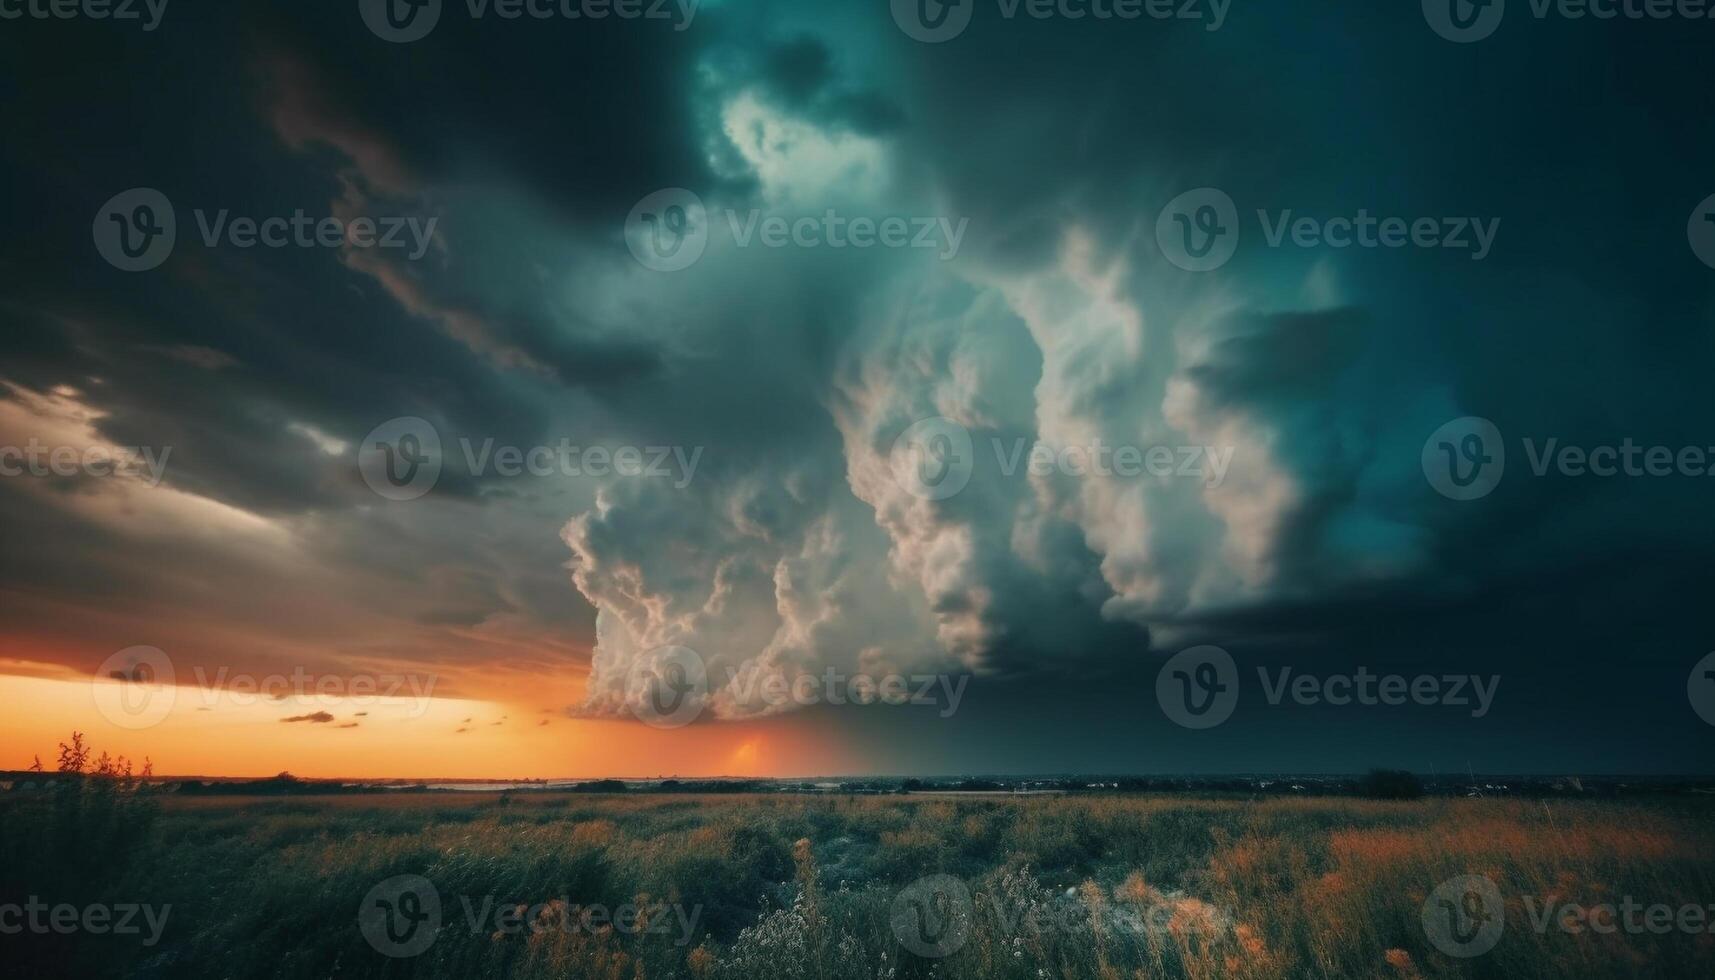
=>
[2,788,1712,978]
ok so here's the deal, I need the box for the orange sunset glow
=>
[0,669,856,780]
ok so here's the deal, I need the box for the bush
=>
[1356,769,1423,800]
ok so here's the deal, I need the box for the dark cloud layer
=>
[2,1,1712,771]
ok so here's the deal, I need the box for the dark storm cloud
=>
[0,0,735,686]
[751,35,905,134]
[1182,310,1368,410]
[2,2,1713,770]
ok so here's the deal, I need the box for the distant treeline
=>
[4,769,1711,798]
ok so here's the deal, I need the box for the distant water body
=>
[420,781,589,791]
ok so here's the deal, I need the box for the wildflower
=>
[1384,948,1423,980]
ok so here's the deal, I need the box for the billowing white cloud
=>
[561,42,1440,722]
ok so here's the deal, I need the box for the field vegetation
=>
[2,781,1711,978]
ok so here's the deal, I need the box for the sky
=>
[1,0,1713,778]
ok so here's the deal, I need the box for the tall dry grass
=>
[1,792,1709,978]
